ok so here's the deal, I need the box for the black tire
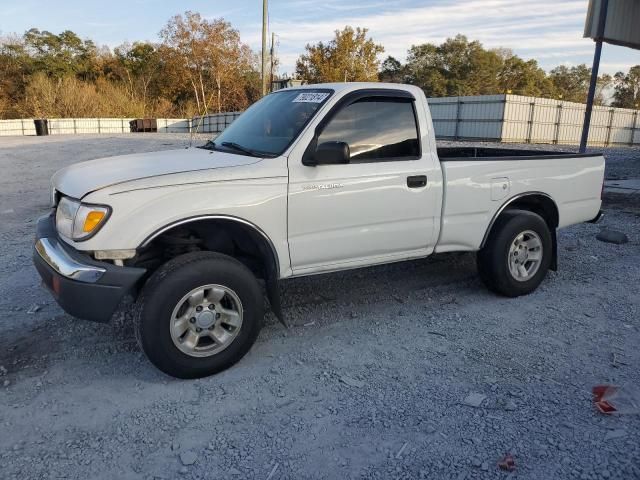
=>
[133,251,264,379]
[477,209,552,297]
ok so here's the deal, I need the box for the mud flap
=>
[265,262,289,329]
[550,228,558,271]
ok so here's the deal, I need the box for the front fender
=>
[66,177,292,277]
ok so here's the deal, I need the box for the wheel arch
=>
[480,192,559,271]
[140,215,280,273]
[138,215,285,325]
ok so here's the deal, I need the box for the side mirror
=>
[314,141,350,165]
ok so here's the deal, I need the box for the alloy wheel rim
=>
[169,284,243,358]
[507,230,543,282]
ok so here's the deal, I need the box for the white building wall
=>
[428,95,505,140]
[429,94,640,146]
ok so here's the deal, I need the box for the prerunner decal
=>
[292,92,330,103]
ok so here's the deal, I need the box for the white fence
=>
[0,119,37,136]
[0,118,192,136]
[191,112,241,134]
[428,94,640,146]
[2,96,639,147]
[0,114,240,137]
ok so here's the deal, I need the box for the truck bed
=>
[437,146,599,161]
[434,149,605,254]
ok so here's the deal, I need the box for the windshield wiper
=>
[220,141,265,158]
[199,140,217,151]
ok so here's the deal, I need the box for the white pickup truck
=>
[34,82,605,378]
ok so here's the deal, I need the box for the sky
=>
[1,0,639,76]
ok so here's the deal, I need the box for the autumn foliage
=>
[296,27,384,83]
[378,35,618,105]
[0,11,261,119]
[1,15,638,119]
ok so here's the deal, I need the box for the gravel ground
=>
[0,134,639,480]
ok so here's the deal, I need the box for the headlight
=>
[55,196,111,241]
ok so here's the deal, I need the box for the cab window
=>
[317,98,420,162]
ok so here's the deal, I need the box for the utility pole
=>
[270,32,275,93]
[261,0,268,96]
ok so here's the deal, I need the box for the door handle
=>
[407,175,427,188]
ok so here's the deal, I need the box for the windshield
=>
[208,89,333,157]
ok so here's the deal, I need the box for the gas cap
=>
[491,177,510,201]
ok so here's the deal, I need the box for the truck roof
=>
[281,82,422,95]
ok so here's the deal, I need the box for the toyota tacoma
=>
[33,83,605,378]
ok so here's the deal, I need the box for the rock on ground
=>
[596,229,629,245]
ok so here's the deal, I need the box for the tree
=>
[402,36,553,97]
[114,42,162,116]
[547,64,611,105]
[497,53,555,97]
[0,35,33,117]
[428,35,502,95]
[296,26,384,83]
[160,11,259,115]
[549,64,592,102]
[0,95,9,118]
[404,43,447,96]
[612,66,640,109]
[23,28,97,80]
[2,19,636,120]
[594,74,613,106]
[379,56,407,83]
[21,72,144,118]
[0,17,263,119]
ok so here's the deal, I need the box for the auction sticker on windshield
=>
[292,92,330,103]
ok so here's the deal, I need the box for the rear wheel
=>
[134,252,264,379]
[477,209,552,297]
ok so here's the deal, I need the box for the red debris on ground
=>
[498,454,516,472]
[593,385,619,414]
[592,384,640,415]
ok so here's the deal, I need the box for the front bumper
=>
[33,214,146,323]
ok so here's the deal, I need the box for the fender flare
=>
[140,215,288,327]
[480,192,559,271]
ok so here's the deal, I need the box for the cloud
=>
[600,62,640,72]
[237,0,638,75]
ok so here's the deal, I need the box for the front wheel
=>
[477,209,552,297]
[133,252,264,379]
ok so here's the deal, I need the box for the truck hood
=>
[52,147,261,199]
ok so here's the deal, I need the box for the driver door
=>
[287,90,439,275]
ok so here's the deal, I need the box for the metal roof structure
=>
[584,0,640,51]
[580,0,640,151]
